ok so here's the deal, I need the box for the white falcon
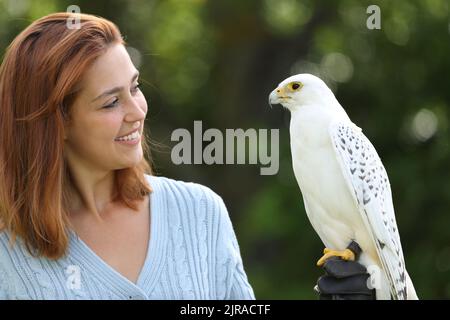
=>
[269,74,418,300]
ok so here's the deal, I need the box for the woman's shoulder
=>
[0,229,11,249]
[0,230,18,270]
[144,174,224,205]
[0,230,39,270]
[144,174,231,230]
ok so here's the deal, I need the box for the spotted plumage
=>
[330,120,407,299]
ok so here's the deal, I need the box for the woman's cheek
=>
[105,114,123,136]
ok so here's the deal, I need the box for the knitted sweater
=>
[0,175,255,300]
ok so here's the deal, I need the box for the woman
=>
[0,12,255,300]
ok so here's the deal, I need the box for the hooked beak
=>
[268,87,288,108]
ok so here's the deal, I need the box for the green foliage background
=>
[1,0,449,299]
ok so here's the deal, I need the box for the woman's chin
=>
[114,155,143,170]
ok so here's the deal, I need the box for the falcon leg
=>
[316,248,355,266]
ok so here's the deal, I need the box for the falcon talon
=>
[316,248,355,266]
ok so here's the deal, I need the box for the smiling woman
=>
[0,12,254,300]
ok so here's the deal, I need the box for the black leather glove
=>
[314,241,376,300]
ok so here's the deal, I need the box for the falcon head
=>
[268,73,336,112]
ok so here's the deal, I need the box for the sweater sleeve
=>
[206,189,255,300]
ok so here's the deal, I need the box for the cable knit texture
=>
[0,175,255,300]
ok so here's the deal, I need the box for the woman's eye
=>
[131,83,141,94]
[103,84,140,109]
[103,98,119,109]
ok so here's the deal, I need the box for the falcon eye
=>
[291,82,302,90]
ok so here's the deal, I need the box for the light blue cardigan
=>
[0,175,255,300]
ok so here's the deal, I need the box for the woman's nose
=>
[125,97,146,121]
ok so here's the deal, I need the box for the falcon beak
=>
[268,87,290,109]
[268,87,285,108]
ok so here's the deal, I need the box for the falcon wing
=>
[328,119,407,300]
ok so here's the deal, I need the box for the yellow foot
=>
[316,248,355,267]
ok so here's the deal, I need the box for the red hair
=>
[0,12,152,259]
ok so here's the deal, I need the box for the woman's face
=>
[64,43,147,173]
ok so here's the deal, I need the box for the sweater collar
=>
[67,174,168,299]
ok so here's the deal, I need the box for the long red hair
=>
[0,12,152,259]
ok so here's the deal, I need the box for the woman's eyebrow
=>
[91,71,140,102]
